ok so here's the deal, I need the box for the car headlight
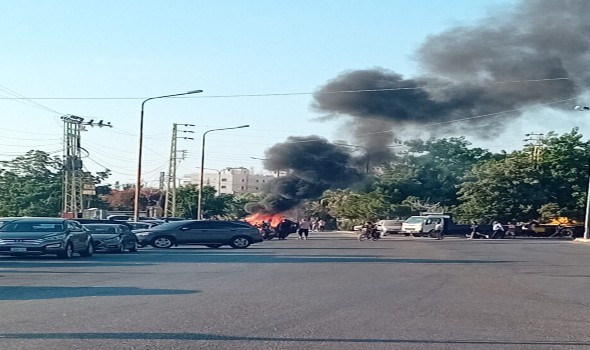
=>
[43,234,66,241]
[103,236,122,243]
[135,232,150,237]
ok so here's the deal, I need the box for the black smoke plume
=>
[313,0,590,145]
[252,0,590,214]
[250,136,362,213]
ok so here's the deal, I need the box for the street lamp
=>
[197,125,250,219]
[250,157,285,177]
[134,89,203,222]
[333,143,370,173]
[575,105,590,240]
[196,168,223,195]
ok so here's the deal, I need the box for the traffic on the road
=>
[0,214,579,259]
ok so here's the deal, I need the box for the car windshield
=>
[84,225,118,233]
[404,217,425,224]
[0,222,65,232]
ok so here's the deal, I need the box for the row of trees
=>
[0,150,262,220]
[1,129,588,227]
[313,129,590,228]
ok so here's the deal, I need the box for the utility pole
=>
[164,123,194,217]
[61,116,112,218]
[523,132,544,168]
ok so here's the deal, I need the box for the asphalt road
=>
[1,232,589,350]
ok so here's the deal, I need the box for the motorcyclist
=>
[260,221,273,239]
[362,221,379,240]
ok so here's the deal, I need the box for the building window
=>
[221,185,227,189]
[256,179,260,182]
[262,179,266,183]
[241,186,245,189]
[221,178,227,182]
[241,179,245,182]
[255,187,259,190]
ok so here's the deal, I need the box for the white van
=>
[400,216,427,236]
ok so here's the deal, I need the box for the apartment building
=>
[181,168,275,195]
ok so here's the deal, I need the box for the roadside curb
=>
[573,238,590,245]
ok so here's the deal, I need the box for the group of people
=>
[260,218,327,240]
[468,221,518,239]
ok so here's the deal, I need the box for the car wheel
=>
[115,242,125,254]
[57,242,74,259]
[206,244,223,248]
[80,241,95,257]
[129,240,139,252]
[229,236,252,249]
[151,236,175,249]
[403,232,410,236]
[411,233,422,237]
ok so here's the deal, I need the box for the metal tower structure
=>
[62,115,84,218]
[523,132,544,168]
[164,123,194,217]
[61,116,112,218]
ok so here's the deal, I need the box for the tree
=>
[224,192,264,220]
[320,189,391,229]
[455,129,590,223]
[0,150,62,217]
[103,188,137,211]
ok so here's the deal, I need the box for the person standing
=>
[434,219,444,240]
[318,219,326,232]
[491,221,505,239]
[506,221,516,238]
[298,219,311,240]
[311,219,319,232]
[276,219,289,240]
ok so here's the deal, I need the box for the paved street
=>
[1,232,589,350]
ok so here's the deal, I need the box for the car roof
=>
[82,223,125,227]
[6,217,66,223]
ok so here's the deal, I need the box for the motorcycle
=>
[358,227,380,241]
[260,227,276,240]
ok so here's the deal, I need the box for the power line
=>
[0,83,64,114]
[0,77,577,100]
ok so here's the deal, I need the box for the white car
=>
[376,220,404,235]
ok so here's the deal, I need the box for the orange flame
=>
[244,212,285,228]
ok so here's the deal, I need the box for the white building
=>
[181,168,276,195]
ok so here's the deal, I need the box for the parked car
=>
[401,215,471,237]
[376,219,404,235]
[400,216,427,236]
[127,221,160,230]
[0,218,94,259]
[82,223,139,253]
[134,220,264,249]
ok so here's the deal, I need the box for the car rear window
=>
[404,217,425,224]
[382,220,401,225]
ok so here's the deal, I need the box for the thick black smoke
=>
[250,136,362,213]
[313,0,590,144]
[253,0,590,214]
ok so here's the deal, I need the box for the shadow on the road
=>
[0,286,199,300]
[0,249,514,266]
[0,332,588,346]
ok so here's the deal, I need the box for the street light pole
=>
[196,168,222,196]
[197,125,250,220]
[133,90,203,222]
[584,164,590,240]
[574,105,590,240]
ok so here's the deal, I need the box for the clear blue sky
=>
[5,0,584,186]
